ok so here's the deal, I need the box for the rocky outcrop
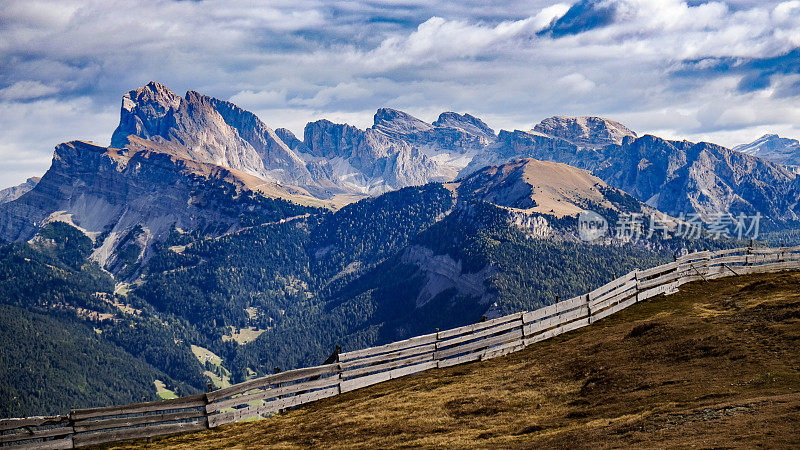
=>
[372,108,434,138]
[592,136,798,221]
[401,245,495,308]
[459,129,599,178]
[0,177,39,204]
[432,112,495,139]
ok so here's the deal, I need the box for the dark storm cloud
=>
[675,48,800,96]
[537,0,619,38]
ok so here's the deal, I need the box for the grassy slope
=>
[110,271,800,448]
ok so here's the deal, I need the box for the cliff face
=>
[300,108,498,194]
[593,137,798,221]
[110,83,499,197]
[111,82,318,189]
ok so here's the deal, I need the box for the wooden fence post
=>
[69,412,77,449]
[434,328,441,368]
[585,294,592,324]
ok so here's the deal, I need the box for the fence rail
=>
[3,245,800,448]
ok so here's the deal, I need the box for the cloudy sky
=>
[1,0,799,187]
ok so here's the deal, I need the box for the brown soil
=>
[108,271,800,449]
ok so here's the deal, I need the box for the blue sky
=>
[1,0,799,187]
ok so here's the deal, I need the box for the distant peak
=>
[433,112,495,137]
[145,80,169,90]
[533,115,636,148]
[121,82,181,111]
[372,108,432,135]
[374,108,424,124]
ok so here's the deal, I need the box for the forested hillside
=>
[0,223,200,417]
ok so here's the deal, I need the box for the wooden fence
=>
[3,245,800,448]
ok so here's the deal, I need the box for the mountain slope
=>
[112,82,327,191]
[0,140,324,274]
[0,305,188,418]
[115,270,800,449]
[455,158,639,217]
[0,222,202,417]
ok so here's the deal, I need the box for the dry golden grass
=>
[107,271,800,449]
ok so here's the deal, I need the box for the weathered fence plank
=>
[437,312,524,340]
[342,353,433,379]
[70,394,206,421]
[436,318,522,349]
[206,364,338,403]
[338,333,437,362]
[205,375,341,414]
[339,343,436,370]
[436,329,523,360]
[207,387,339,428]
[72,419,208,447]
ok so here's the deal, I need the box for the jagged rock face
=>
[401,245,495,308]
[0,141,313,274]
[533,116,637,149]
[275,128,309,154]
[110,83,501,197]
[459,129,602,179]
[111,82,318,189]
[594,136,798,221]
[0,177,39,204]
[300,109,501,194]
[300,109,499,192]
[733,134,800,167]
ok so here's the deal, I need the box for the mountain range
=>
[0,81,796,417]
[3,81,798,278]
[734,134,800,172]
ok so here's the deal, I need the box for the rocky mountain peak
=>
[533,116,637,149]
[372,108,433,137]
[112,82,183,147]
[733,134,800,166]
[432,112,495,138]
